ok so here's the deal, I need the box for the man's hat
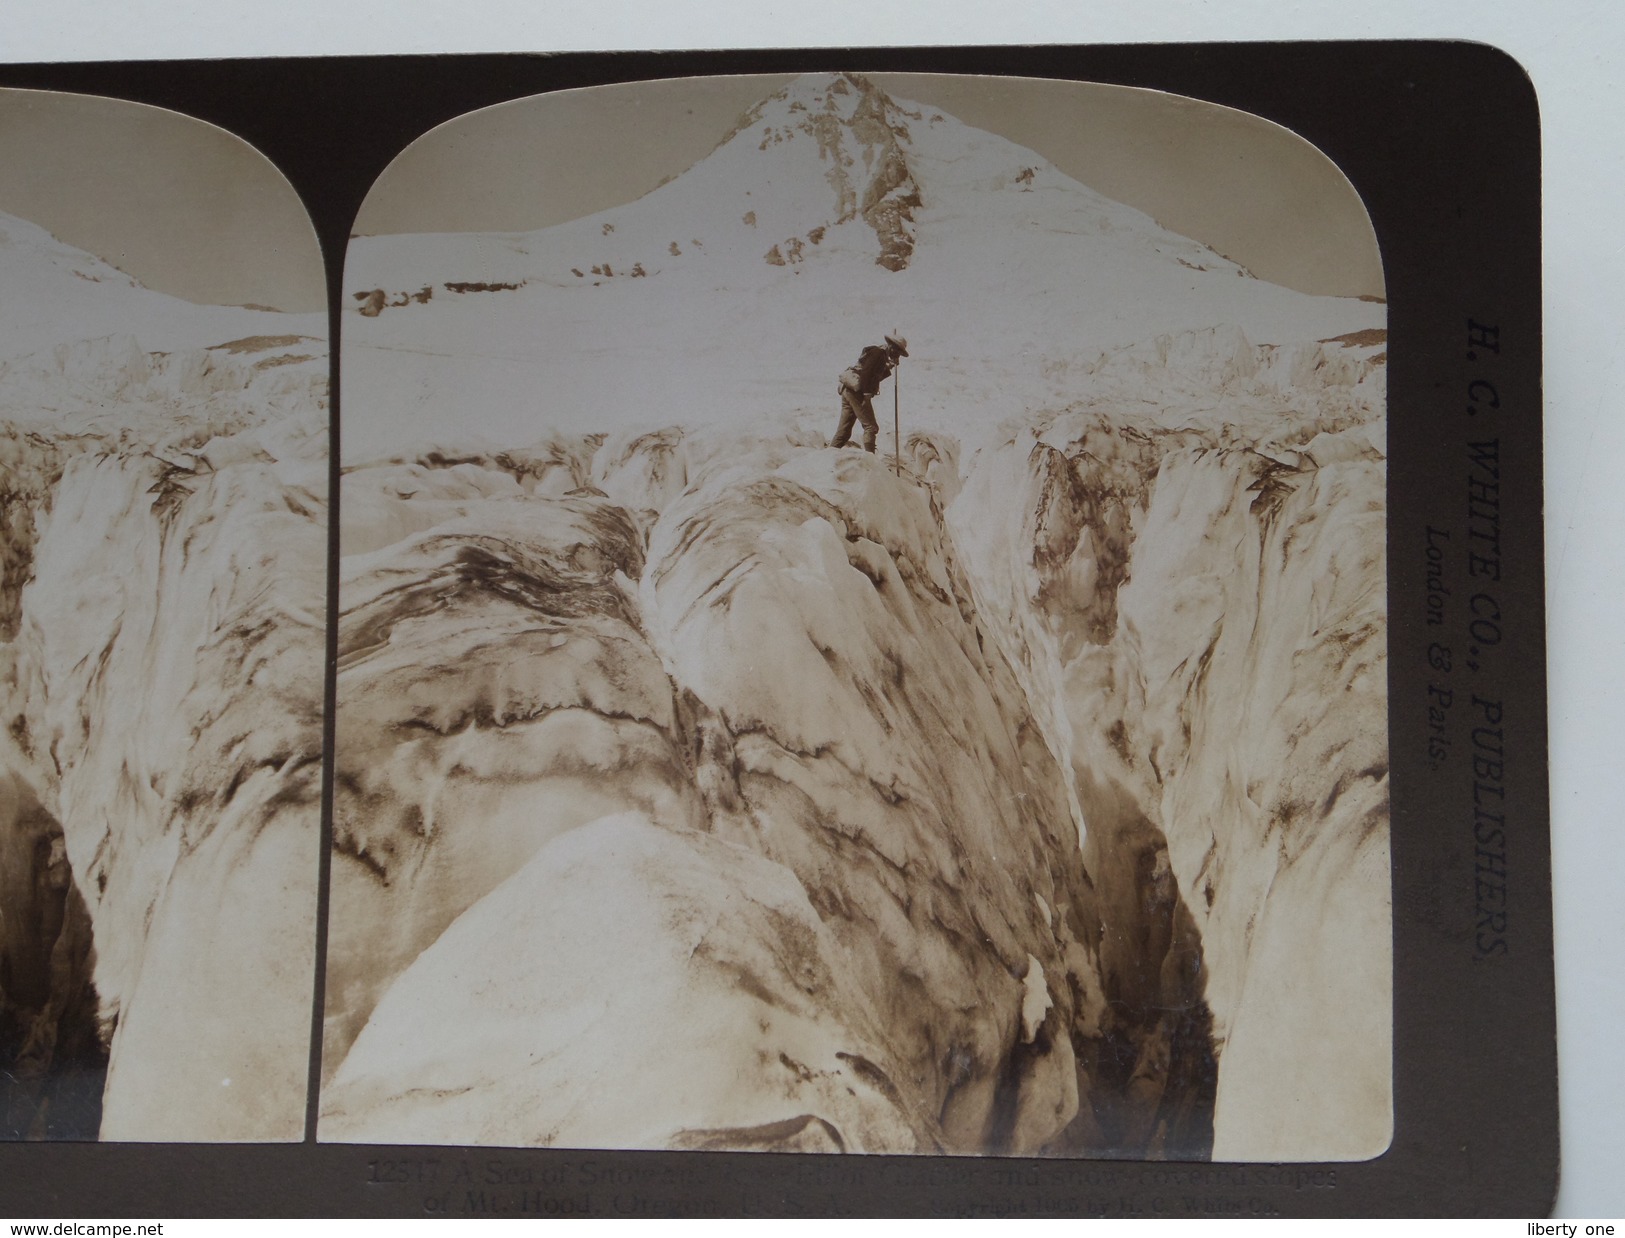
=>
[884,333,909,357]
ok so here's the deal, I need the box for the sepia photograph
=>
[0,89,327,1141]
[322,70,1391,1163]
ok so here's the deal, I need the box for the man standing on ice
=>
[831,333,908,452]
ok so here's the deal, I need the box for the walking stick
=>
[893,364,901,477]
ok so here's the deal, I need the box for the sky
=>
[0,88,325,312]
[354,72,1384,300]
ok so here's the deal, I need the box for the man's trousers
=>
[833,385,878,452]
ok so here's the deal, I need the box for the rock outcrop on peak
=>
[743,73,923,271]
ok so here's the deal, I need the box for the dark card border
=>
[0,41,1552,1218]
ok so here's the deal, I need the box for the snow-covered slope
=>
[328,72,1389,1159]
[0,211,327,1140]
[0,211,322,365]
[342,72,1381,461]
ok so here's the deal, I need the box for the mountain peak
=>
[719,72,922,271]
[347,71,1280,336]
[729,72,894,138]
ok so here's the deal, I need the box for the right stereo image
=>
[317,70,1391,1164]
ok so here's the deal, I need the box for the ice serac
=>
[950,325,1391,1160]
[324,433,1216,1155]
[0,213,327,1140]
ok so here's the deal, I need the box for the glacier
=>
[323,72,1391,1160]
[0,213,327,1140]
[325,433,1214,1154]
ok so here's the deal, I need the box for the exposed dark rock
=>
[0,771,107,1140]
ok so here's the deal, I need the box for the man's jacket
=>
[851,345,894,396]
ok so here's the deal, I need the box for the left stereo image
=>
[0,88,328,1142]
